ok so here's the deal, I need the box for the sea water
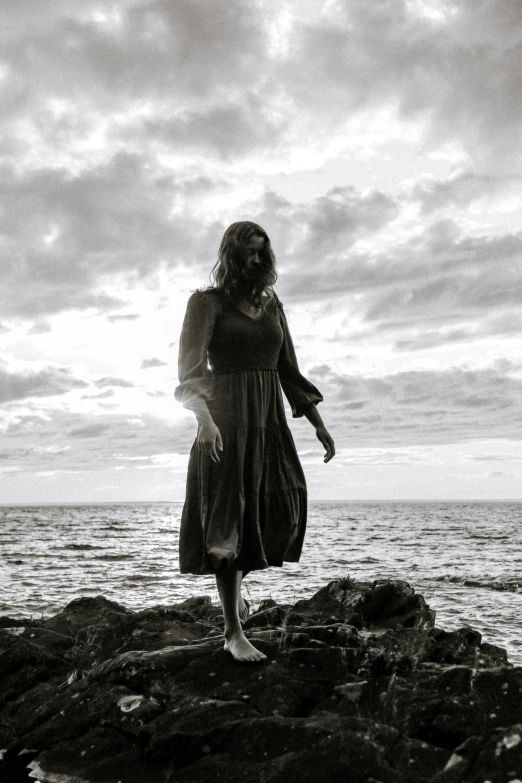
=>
[0,501,521,664]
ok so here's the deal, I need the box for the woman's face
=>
[244,234,265,275]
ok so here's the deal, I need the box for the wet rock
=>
[243,605,287,629]
[0,629,69,707]
[0,578,519,783]
[288,579,365,625]
[362,579,436,630]
[426,625,509,667]
[432,725,522,782]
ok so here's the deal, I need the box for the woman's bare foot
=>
[224,630,266,663]
[238,595,250,623]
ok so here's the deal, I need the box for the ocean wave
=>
[467,534,509,540]
[434,575,522,592]
[61,544,104,550]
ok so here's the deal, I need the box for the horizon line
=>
[1,498,521,507]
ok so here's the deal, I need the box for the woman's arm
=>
[174,291,216,418]
[275,298,323,418]
[302,404,335,463]
[275,296,335,462]
[174,292,223,462]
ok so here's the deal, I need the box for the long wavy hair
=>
[200,221,278,313]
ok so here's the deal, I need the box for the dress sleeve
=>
[174,291,216,415]
[275,296,323,418]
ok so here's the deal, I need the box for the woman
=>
[174,221,335,663]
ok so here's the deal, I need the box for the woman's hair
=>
[199,221,278,311]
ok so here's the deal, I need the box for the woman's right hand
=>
[197,421,223,463]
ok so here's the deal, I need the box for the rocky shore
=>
[1,578,521,783]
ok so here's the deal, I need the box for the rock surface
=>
[0,578,520,783]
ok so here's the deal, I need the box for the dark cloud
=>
[361,231,522,324]
[261,186,522,337]
[395,327,475,352]
[107,313,140,323]
[1,154,519,361]
[2,0,520,178]
[294,186,398,256]
[27,320,53,334]
[278,1,522,170]
[0,0,273,163]
[2,408,197,473]
[82,390,115,399]
[1,0,520,335]
[409,172,522,215]
[94,376,135,388]
[251,186,398,268]
[1,0,521,496]
[140,94,290,159]
[140,358,167,369]
[473,454,519,462]
[69,422,111,438]
[307,364,522,446]
[1,0,266,100]
[395,312,522,352]
[0,154,210,318]
[0,364,88,403]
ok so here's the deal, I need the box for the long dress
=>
[174,288,323,575]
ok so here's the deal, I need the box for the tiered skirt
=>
[179,368,307,574]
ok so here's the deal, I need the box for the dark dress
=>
[174,289,323,575]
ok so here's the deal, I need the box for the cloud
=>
[94,376,135,388]
[294,186,398,255]
[3,0,521,179]
[2,408,197,474]
[82,390,115,399]
[2,0,522,502]
[69,422,112,438]
[251,181,522,347]
[140,94,290,160]
[107,313,140,322]
[0,154,211,318]
[309,364,522,446]
[361,230,522,325]
[2,0,521,334]
[394,312,522,352]
[0,0,274,165]
[0,364,88,403]
[410,171,522,215]
[140,358,168,369]
[28,321,53,334]
[276,0,522,171]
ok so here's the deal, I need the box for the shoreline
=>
[2,498,522,506]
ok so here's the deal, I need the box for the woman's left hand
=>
[315,425,335,463]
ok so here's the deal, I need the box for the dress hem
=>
[179,554,302,576]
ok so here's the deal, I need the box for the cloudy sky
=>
[1,0,521,503]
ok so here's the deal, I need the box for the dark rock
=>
[257,598,279,611]
[431,724,522,782]
[243,605,287,629]
[0,578,518,783]
[363,579,436,630]
[289,579,365,625]
[426,626,510,670]
[0,630,69,708]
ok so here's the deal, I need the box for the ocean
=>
[1,501,521,665]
